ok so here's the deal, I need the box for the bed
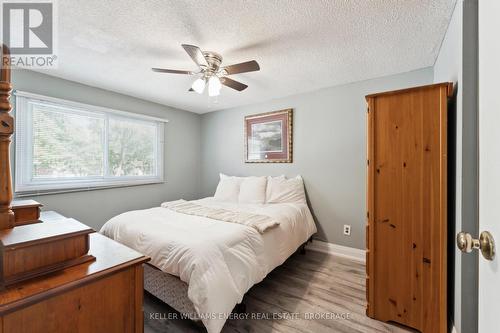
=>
[100,175,317,333]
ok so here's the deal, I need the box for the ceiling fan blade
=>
[221,77,248,91]
[222,60,260,75]
[152,68,193,74]
[181,44,209,68]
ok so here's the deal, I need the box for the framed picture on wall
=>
[245,108,293,163]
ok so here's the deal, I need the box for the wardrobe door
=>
[366,83,450,333]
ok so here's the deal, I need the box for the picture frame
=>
[244,108,293,163]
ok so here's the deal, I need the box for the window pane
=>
[15,93,164,193]
[108,117,156,177]
[32,105,104,179]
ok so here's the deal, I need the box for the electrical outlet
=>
[343,225,351,236]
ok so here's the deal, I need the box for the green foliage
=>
[32,107,156,179]
[33,109,104,178]
[108,118,155,177]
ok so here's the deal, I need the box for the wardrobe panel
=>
[366,83,451,333]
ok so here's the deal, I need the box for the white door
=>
[478,2,500,332]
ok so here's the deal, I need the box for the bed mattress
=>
[101,197,317,333]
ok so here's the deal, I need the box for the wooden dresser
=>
[365,83,452,333]
[0,212,150,333]
[0,45,150,333]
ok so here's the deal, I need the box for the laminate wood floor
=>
[144,249,415,333]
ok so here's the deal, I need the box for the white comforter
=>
[100,197,317,333]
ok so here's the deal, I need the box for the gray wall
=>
[200,68,434,249]
[433,1,478,332]
[11,70,202,231]
[460,2,478,332]
[433,2,463,332]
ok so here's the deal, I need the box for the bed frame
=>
[144,264,200,319]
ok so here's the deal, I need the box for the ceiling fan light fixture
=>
[153,44,259,95]
[208,76,222,97]
[192,78,206,94]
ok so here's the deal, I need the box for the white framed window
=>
[14,91,167,195]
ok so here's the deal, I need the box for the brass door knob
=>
[457,231,495,261]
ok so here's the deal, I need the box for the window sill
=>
[14,179,165,198]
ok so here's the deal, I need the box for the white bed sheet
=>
[100,197,317,333]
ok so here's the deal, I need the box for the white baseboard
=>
[306,239,365,263]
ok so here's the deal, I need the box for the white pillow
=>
[214,174,243,202]
[266,175,307,204]
[238,176,267,204]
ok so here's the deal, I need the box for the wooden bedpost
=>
[0,44,14,230]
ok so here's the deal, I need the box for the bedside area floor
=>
[143,249,415,333]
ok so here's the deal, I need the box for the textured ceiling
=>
[34,0,456,113]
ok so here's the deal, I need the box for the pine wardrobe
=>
[365,83,453,333]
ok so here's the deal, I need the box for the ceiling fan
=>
[152,44,260,97]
